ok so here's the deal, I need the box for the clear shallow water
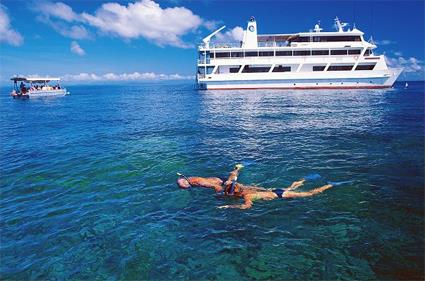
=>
[0,81,424,280]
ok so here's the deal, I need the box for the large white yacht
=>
[197,17,402,90]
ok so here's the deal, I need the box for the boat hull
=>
[11,89,69,98]
[198,68,403,90]
[202,84,391,90]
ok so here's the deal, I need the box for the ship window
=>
[242,65,271,73]
[331,50,348,55]
[210,53,215,59]
[348,49,361,55]
[314,36,362,42]
[259,51,274,57]
[230,66,241,73]
[231,52,244,58]
[207,66,215,74]
[294,50,311,56]
[245,51,258,57]
[364,49,372,56]
[199,51,209,59]
[291,36,310,42]
[215,52,230,58]
[276,51,292,56]
[327,65,354,71]
[198,51,211,62]
[272,65,291,72]
[313,66,326,71]
[216,65,241,74]
[312,50,329,55]
[355,64,376,70]
[198,66,215,75]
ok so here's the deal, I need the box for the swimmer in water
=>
[177,164,334,209]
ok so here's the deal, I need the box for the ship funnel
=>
[242,16,258,48]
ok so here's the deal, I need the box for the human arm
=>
[218,194,253,209]
[180,176,223,192]
[224,164,244,186]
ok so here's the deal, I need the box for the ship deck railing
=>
[199,41,291,49]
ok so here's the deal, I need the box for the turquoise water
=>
[1,82,424,280]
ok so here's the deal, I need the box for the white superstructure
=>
[197,17,402,90]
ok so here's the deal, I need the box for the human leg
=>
[282,184,333,198]
[285,179,306,191]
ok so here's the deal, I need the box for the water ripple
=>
[0,82,424,280]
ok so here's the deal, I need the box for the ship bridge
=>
[200,17,369,50]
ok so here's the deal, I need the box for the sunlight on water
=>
[0,82,423,280]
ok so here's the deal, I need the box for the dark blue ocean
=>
[1,81,424,280]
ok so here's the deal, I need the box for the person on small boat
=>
[176,164,334,209]
[19,82,27,94]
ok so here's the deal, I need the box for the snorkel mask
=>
[176,173,192,189]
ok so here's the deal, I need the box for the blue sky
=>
[0,0,424,83]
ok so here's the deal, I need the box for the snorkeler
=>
[176,164,335,209]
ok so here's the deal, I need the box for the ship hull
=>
[198,68,402,90]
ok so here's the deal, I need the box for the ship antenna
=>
[335,16,348,32]
[353,0,357,26]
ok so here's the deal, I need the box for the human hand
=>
[234,163,244,170]
[224,180,232,186]
[217,205,230,209]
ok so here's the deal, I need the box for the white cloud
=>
[38,1,78,22]
[0,4,24,46]
[62,73,101,81]
[53,23,90,40]
[33,0,207,47]
[80,0,202,47]
[202,20,219,31]
[34,3,91,40]
[70,41,85,56]
[386,56,423,73]
[214,26,244,42]
[386,55,425,80]
[61,72,194,81]
[376,39,395,45]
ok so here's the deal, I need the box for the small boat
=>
[10,77,69,99]
[405,82,408,88]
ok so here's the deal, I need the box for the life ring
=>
[354,56,359,60]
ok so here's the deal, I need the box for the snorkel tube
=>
[176,173,192,189]
[225,163,243,195]
[227,180,237,195]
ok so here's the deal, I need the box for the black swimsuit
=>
[272,188,285,198]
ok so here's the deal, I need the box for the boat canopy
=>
[10,77,60,83]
